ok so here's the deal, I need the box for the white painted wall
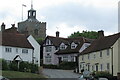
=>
[0,46,33,62]
[79,43,90,53]
[27,35,40,66]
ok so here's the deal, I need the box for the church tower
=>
[18,1,46,39]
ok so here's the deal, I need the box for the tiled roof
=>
[44,36,94,55]
[0,32,33,49]
[79,32,120,55]
[0,26,33,49]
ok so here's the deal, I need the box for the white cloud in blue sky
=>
[0,0,119,37]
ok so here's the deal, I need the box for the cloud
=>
[47,23,87,37]
[0,0,119,37]
[38,1,118,37]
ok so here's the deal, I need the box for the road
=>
[42,69,80,78]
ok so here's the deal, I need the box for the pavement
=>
[42,69,80,78]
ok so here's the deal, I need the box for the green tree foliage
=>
[36,38,44,44]
[68,30,98,39]
[1,59,9,70]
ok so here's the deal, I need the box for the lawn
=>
[2,70,45,78]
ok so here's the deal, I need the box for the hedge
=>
[1,59,38,73]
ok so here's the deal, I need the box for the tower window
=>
[34,29,38,35]
[29,12,30,17]
[33,12,35,16]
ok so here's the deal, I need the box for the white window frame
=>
[63,56,68,61]
[107,63,110,71]
[45,56,51,63]
[100,51,102,57]
[22,49,28,53]
[71,42,77,49]
[5,48,12,53]
[60,44,66,50]
[107,49,109,56]
[46,46,52,52]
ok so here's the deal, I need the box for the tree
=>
[36,38,44,59]
[68,30,98,39]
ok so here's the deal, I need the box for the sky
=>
[0,0,119,37]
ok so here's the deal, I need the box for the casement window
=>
[88,54,90,59]
[46,46,52,52]
[71,45,76,49]
[16,48,18,53]
[71,56,75,62]
[22,49,28,53]
[63,56,68,61]
[107,49,109,56]
[45,56,51,63]
[107,63,110,70]
[92,65,94,71]
[100,64,103,71]
[46,39,51,45]
[94,54,96,59]
[60,45,65,50]
[82,55,84,61]
[5,48,12,52]
[100,51,102,57]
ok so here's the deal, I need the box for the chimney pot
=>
[98,30,104,38]
[1,22,5,31]
[56,31,59,37]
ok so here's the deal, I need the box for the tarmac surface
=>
[42,69,80,78]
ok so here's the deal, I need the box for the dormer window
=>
[60,45,65,50]
[71,45,75,49]
[71,42,77,49]
[60,43,66,50]
[46,39,51,45]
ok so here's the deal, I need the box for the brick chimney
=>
[56,31,59,37]
[1,22,5,31]
[98,30,104,38]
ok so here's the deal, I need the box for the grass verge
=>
[2,70,45,78]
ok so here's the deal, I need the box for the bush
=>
[19,61,30,72]
[43,64,59,69]
[94,71,113,79]
[19,62,38,73]
[9,61,18,71]
[2,59,9,70]
[30,63,38,73]
[59,62,77,70]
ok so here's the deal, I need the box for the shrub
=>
[30,63,38,73]
[59,62,77,70]
[2,59,9,70]
[9,61,18,71]
[19,61,30,72]
[43,64,59,69]
[94,71,113,79]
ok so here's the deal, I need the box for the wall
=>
[27,35,40,66]
[18,21,46,39]
[112,38,119,76]
[43,45,58,65]
[1,46,33,62]
[79,49,112,74]
[57,53,77,62]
